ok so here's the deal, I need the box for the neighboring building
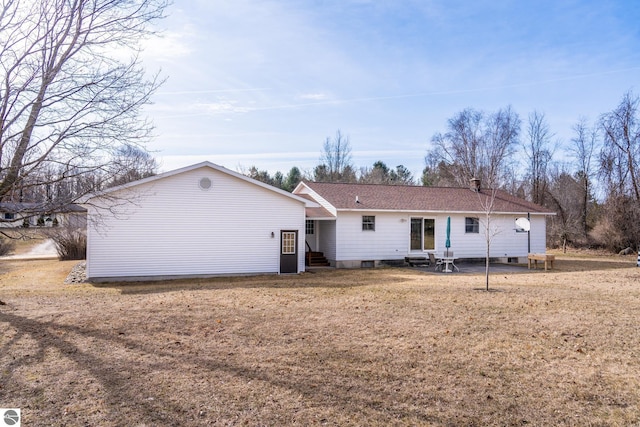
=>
[0,202,86,228]
[82,162,310,281]
[294,180,554,268]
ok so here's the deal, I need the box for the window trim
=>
[410,217,435,251]
[281,231,296,255]
[362,215,376,231]
[305,220,315,235]
[465,217,480,234]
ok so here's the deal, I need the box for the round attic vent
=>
[199,177,212,190]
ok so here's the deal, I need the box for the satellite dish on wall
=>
[515,217,531,232]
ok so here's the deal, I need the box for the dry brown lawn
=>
[1,253,639,426]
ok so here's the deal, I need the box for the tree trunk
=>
[485,241,490,291]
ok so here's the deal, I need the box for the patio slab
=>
[411,262,529,274]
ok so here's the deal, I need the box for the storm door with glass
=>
[280,230,298,273]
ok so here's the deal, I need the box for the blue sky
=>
[141,0,640,179]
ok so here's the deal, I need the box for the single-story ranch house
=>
[0,202,86,228]
[294,179,554,268]
[83,161,553,281]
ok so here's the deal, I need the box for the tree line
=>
[423,91,640,253]
[243,92,640,254]
[242,130,417,192]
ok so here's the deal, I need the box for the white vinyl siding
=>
[433,214,546,258]
[318,220,337,262]
[86,166,305,279]
[329,212,547,264]
[335,211,409,261]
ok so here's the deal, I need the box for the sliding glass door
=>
[410,218,435,251]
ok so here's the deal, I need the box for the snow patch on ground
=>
[3,239,58,259]
[28,239,58,256]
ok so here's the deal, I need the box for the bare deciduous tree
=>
[430,106,520,188]
[484,106,520,187]
[545,167,583,252]
[0,0,167,220]
[478,188,500,291]
[430,108,483,186]
[570,117,598,239]
[596,91,640,250]
[108,144,159,188]
[590,194,640,252]
[524,111,554,205]
[314,130,356,183]
[469,173,503,291]
[599,91,640,201]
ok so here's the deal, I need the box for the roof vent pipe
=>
[470,178,481,192]
[355,195,360,203]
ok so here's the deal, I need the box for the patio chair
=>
[428,252,443,271]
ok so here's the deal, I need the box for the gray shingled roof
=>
[302,182,553,214]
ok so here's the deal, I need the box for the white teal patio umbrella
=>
[445,216,451,257]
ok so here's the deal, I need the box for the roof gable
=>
[82,161,310,205]
[301,181,554,215]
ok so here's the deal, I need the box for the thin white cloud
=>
[146,99,254,117]
[298,93,330,100]
[142,28,194,61]
[150,66,640,120]
[157,88,271,96]
[192,101,252,114]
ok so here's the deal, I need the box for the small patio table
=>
[438,256,459,273]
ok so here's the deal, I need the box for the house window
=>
[410,218,435,251]
[465,217,480,233]
[306,220,315,235]
[281,232,296,254]
[3,213,15,220]
[362,215,375,231]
